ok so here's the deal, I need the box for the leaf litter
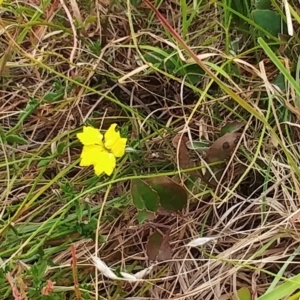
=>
[172,133,197,175]
[206,133,242,163]
[91,256,153,282]
[3,0,297,297]
[146,229,172,262]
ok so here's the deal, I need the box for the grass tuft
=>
[1,0,300,299]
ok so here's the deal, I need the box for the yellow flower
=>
[77,126,103,146]
[77,124,127,176]
[104,124,127,157]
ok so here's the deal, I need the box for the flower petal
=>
[79,145,103,166]
[77,126,104,146]
[110,138,127,157]
[94,151,116,176]
[104,124,120,150]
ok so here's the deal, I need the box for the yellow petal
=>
[104,124,120,149]
[77,126,104,146]
[94,151,116,176]
[110,138,127,157]
[93,162,104,176]
[79,145,103,166]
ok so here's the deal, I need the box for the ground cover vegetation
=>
[1,0,300,299]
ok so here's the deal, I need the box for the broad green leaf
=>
[56,142,66,155]
[175,63,204,84]
[272,73,285,91]
[144,49,178,71]
[144,48,203,84]
[5,134,27,145]
[131,179,160,212]
[235,287,251,300]
[136,210,156,224]
[252,9,281,37]
[146,177,187,212]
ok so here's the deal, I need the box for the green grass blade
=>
[258,272,300,300]
[258,37,300,107]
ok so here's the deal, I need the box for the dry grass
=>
[1,0,300,299]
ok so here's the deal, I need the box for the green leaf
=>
[131,0,141,6]
[18,98,39,121]
[76,218,97,238]
[56,142,66,155]
[230,0,250,17]
[84,15,97,26]
[186,140,210,151]
[265,244,300,294]
[5,134,27,145]
[144,48,203,85]
[258,38,300,108]
[220,121,245,135]
[30,260,47,281]
[146,177,187,212]
[255,0,271,9]
[235,287,251,300]
[257,273,300,300]
[272,73,286,91]
[43,88,64,102]
[37,158,52,167]
[229,0,251,26]
[136,210,156,224]
[73,76,85,84]
[131,179,160,212]
[252,9,282,37]
[144,49,177,71]
[175,63,204,84]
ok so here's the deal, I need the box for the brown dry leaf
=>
[172,134,196,175]
[202,133,242,187]
[206,133,242,163]
[146,230,172,261]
